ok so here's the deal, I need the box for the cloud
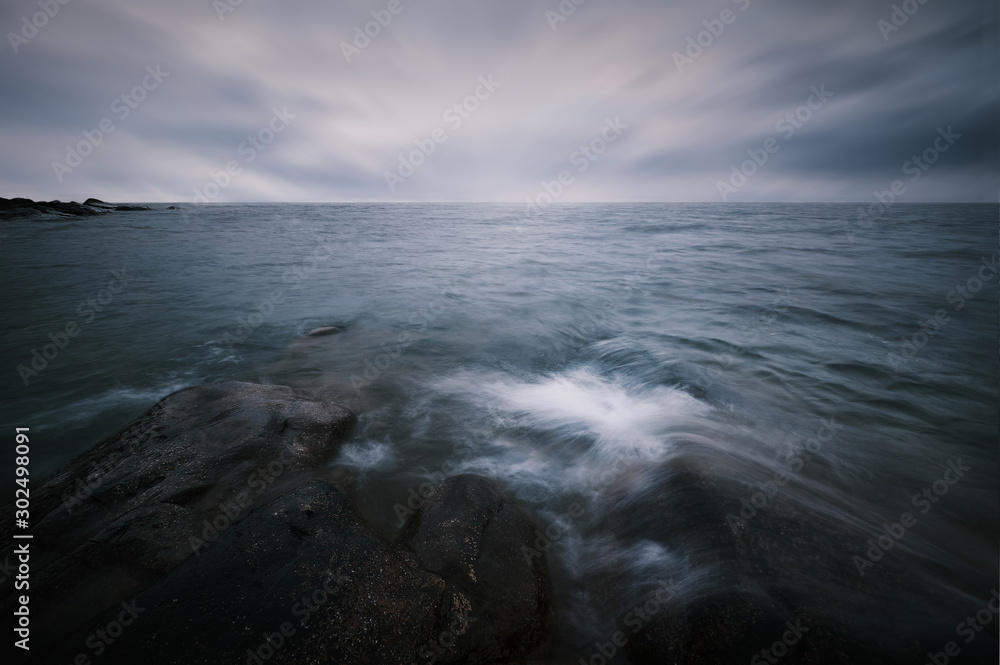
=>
[0,0,996,202]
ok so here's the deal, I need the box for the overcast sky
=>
[0,0,996,202]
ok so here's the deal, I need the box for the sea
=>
[1,203,997,658]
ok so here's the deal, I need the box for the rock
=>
[625,588,791,665]
[593,457,992,665]
[0,196,36,209]
[0,197,155,219]
[1,196,110,219]
[306,326,343,337]
[42,474,554,665]
[1,381,555,664]
[0,381,356,659]
[41,480,448,665]
[401,474,553,662]
[166,205,177,209]
[84,197,114,208]
[37,473,555,665]
[599,464,791,665]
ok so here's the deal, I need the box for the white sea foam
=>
[439,366,708,462]
[335,439,394,473]
[425,365,711,508]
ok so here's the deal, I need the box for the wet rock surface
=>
[2,382,553,665]
[594,456,997,665]
[2,381,356,663]
[401,474,554,663]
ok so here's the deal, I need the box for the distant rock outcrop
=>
[0,196,155,219]
[1,196,109,218]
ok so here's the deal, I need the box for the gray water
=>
[1,203,997,657]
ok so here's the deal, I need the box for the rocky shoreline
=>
[2,382,553,665]
[0,196,165,220]
[4,377,995,664]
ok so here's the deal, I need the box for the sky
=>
[0,0,996,203]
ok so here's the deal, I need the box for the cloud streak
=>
[1,0,996,202]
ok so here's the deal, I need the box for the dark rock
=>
[594,455,993,665]
[1,196,110,219]
[0,381,356,659]
[84,197,114,208]
[307,326,342,337]
[625,588,792,665]
[42,480,448,665]
[1,197,155,219]
[602,464,792,665]
[0,196,35,208]
[39,473,554,665]
[401,474,553,662]
[166,205,177,209]
[45,200,109,216]
[2,381,554,665]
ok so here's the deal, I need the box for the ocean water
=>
[1,203,997,657]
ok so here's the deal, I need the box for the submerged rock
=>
[307,326,343,337]
[595,456,994,665]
